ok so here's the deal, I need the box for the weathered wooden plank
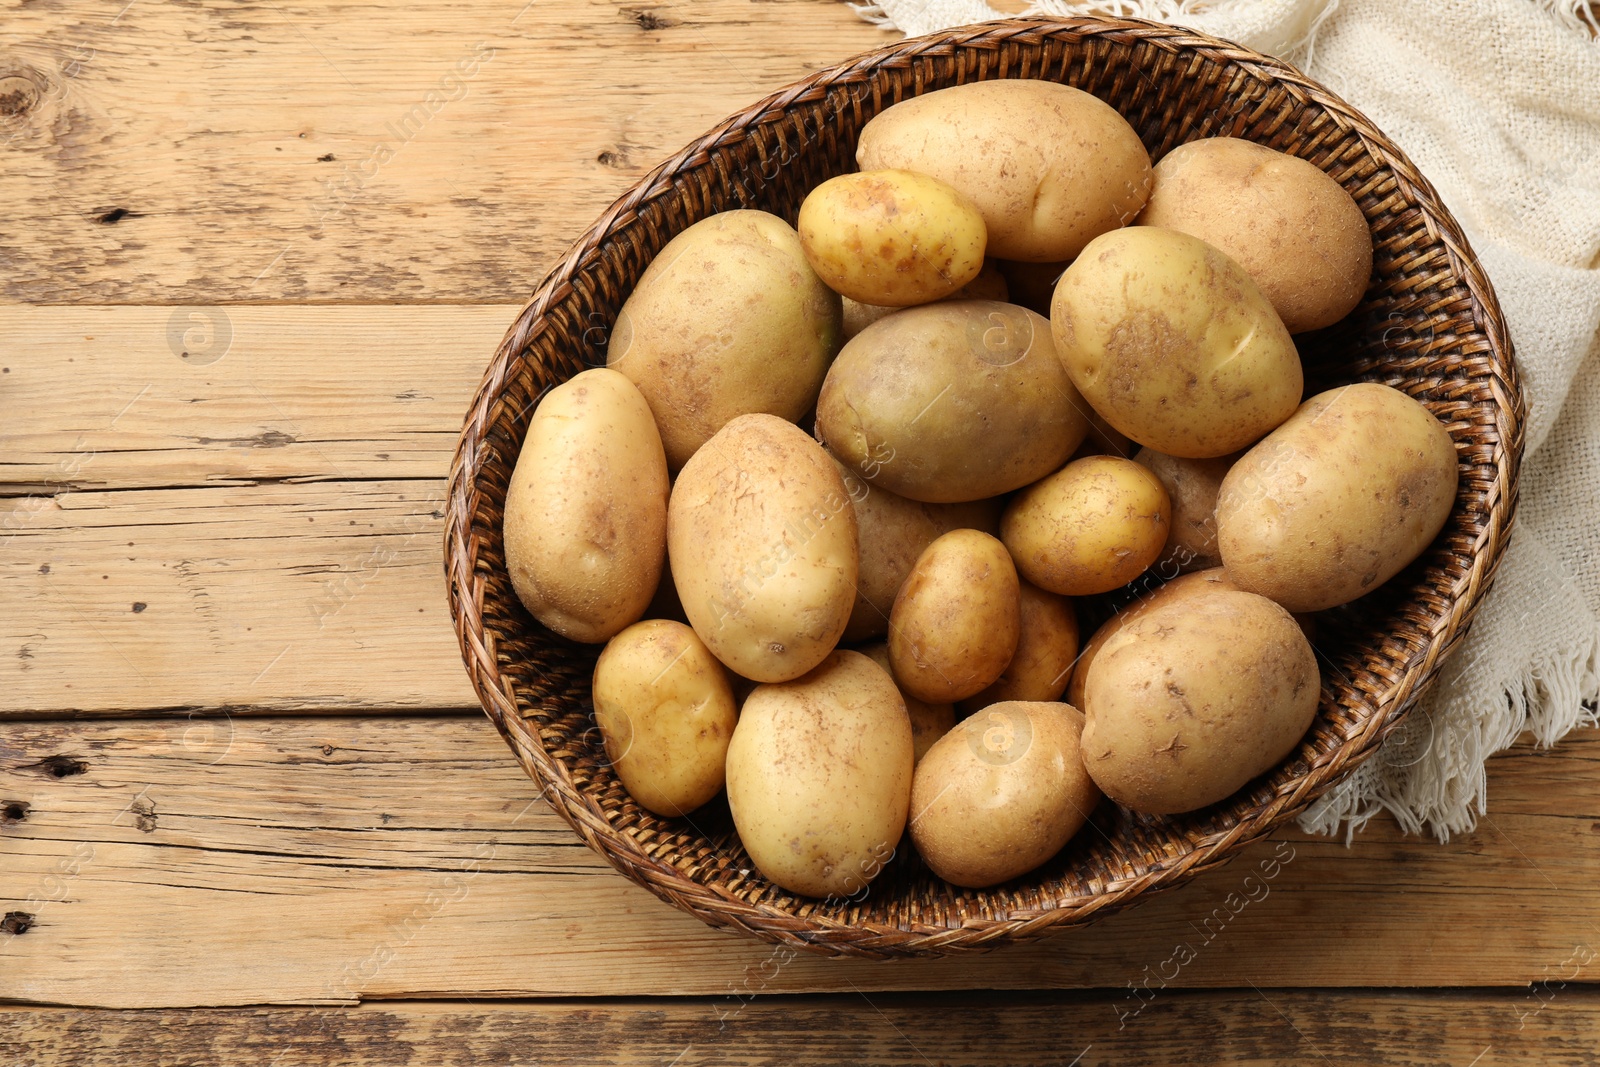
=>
[3,990,1596,1066]
[3,716,1597,1007]
[0,0,891,304]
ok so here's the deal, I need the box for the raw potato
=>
[607,210,841,468]
[1081,590,1319,814]
[798,169,987,306]
[503,368,668,643]
[817,300,1089,503]
[726,650,914,898]
[1217,383,1459,612]
[592,620,738,817]
[1134,446,1239,574]
[1138,137,1373,333]
[833,456,1001,642]
[910,701,1100,888]
[669,414,858,683]
[1001,456,1170,596]
[841,261,1009,341]
[958,582,1079,713]
[857,80,1152,262]
[889,529,1020,703]
[859,642,955,764]
[1051,226,1303,458]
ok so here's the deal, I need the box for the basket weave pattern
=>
[445,17,1522,957]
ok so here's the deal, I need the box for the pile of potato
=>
[502,80,1459,899]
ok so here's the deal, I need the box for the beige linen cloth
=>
[851,0,1600,839]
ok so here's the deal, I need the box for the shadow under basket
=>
[445,16,1522,958]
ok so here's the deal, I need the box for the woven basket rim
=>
[445,14,1523,957]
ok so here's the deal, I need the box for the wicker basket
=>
[445,16,1521,958]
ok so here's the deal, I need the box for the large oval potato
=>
[910,701,1100,888]
[726,650,913,898]
[1134,446,1240,574]
[1001,456,1170,596]
[859,642,955,765]
[669,414,857,682]
[889,529,1020,703]
[817,300,1089,503]
[1081,589,1319,814]
[1138,138,1373,333]
[1051,227,1303,458]
[607,210,842,468]
[592,620,737,816]
[1217,383,1459,612]
[799,169,987,307]
[958,582,1079,713]
[857,80,1152,262]
[504,368,668,643]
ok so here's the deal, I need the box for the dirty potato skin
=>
[1134,446,1241,574]
[607,210,842,468]
[503,368,668,643]
[841,260,1010,340]
[857,80,1152,262]
[799,169,987,307]
[1051,227,1303,458]
[1081,590,1319,815]
[859,642,955,764]
[1001,456,1171,597]
[725,650,914,898]
[958,582,1079,713]
[592,620,738,817]
[889,529,1021,703]
[669,414,858,683]
[1217,383,1459,612]
[817,300,1090,503]
[1138,137,1373,333]
[910,701,1100,888]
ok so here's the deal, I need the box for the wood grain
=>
[5,991,1597,1066]
[0,0,891,305]
[3,716,1598,1007]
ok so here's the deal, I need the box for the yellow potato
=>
[1081,589,1320,814]
[857,80,1152,262]
[1138,137,1373,333]
[817,300,1089,503]
[859,642,955,765]
[1001,456,1170,596]
[910,702,1100,888]
[799,169,987,307]
[1133,446,1240,574]
[503,368,668,643]
[726,650,913,898]
[669,414,857,682]
[840,261,1009,341]
[607,210,841,468]
[592,620,738,816]
[1051,226,1303,458]
[888,529,1020,703]
[958,582,1079,713]
[1217,383,1459,612]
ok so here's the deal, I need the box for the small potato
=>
[817,300,1089,503]
[726,650,913,898]
[858,80,1152,262]
[1138,137,1373,333]
[1217,383,1458,612]
[608,210,841,468]
[799,169,987,307]
[859,642,955,764]
[669,414,857,682]
[1001,456,1170,597]
[889,529,1020,703]
[504,368,668,643]
[592,620,738,816]
[910,702,1101,888]
[833,456,1001,643]
[1081,589,1319,814]
[958,582,1079,713]
[1051,227,1303,458]
[1133,447,1240,574]
[840,261,1010,341]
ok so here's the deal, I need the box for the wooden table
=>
[3,2,1597,1062]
